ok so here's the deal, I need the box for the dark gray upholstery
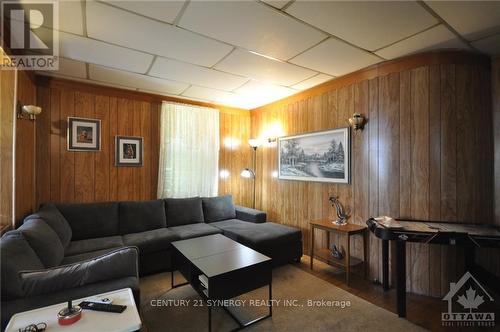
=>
[123,228,179,254]
[0,231,44,300]
[62,249,118,265]
[20,247,138,297]
[202,195,236,222]
[65,236,124,256]
[165,197,204,227]
[211,219,302,265]
[169,223,221,240]
[26,204,72,248]
[56,202,119,240]
[18,219,64,268]
[235,205,267,223]
[119,199,166,234]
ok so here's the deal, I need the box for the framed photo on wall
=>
[278,127,350,184]
[115,136,143,167]
[67,117,101,151]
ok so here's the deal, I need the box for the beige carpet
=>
[140,265,427,332]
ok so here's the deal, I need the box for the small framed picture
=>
[115,136,143,167]
[67,117,101,151]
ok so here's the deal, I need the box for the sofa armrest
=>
[19,247,139,297]
[235,205,266,223]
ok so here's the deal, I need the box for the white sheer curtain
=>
[157,102,220,198]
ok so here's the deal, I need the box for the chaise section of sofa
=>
[0,226,139,329]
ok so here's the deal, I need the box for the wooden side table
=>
[309,219,367,286]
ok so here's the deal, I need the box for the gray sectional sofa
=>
[1,195,302,328]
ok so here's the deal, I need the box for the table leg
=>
[310,225,315,270]
[363,231,368,279]
[208,305,212,332]
[396,240,406,318]
[346,234,350,286]
[382,239,389,291]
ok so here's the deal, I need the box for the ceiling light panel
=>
[100,0,186,24]
[290,38,380,77]
[425,1,500,41]
[59,32,153,73]
[214,49,316,86]
[178,1,326,60]
[286,1,437,51]
[375,25,469,60]
[235,80,297,106]
[292,73,333,90]
[86,1,232,67]
[182,86,251,109]
[149,57,248,91]
[89,64,189,95]
[471,34,500,55]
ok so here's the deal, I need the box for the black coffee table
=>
[171,234,272,332]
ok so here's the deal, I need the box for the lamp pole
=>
[252,145,257,209]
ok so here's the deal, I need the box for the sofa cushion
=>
[62,249,119,265]
[211,219,302,247]
[202,195,236,223]
[65,236,124,257]
[165,197,204,227]
[18,219,65,268]
[169,223,221,240]
[56,202,119,240]
[25,204,72,248]
[0,230,44,300]
[122,229,179,254]
[119,200,166,234]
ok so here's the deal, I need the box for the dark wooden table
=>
[309,219,367,286]
[171,234,272,332]
[366,218,500,318]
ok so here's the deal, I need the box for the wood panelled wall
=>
[251,51,496,297]
[0,51,16,227]
[493,57,500,227]
[35,78,250,208]
[15,71,37,224]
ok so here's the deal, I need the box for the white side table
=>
[5,288,141,332]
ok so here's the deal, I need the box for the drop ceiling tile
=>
[292,73,334,90]
[101,0,185,24]
[89,64,189,95]
[53,57,87,78]
[214,49,316,86]
[471,34,500,55]
[178,1,326,60]
[86,1,232,67]
[290,38,380,77]
[235,80,297,106]
[149,57,248,91]
[286,1,437,51]
[182,86,251,109]
[425,1,500,41]
[261,0,290,10]
[59,32,153,73]
[375,25,469,60]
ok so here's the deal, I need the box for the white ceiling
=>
[37,0,500,110]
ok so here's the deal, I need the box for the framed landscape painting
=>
[67,117,101,151]
[278,128,350,184]
[115,136,143,167]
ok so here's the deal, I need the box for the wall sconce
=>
[17,103,42,120]
[348,113,366,131]
[219,169,230,179]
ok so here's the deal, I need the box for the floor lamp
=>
[241,139,260,209]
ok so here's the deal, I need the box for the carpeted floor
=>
[139,264,427,332]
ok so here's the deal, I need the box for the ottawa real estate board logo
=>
[442,271,495,327]
[1,0,58,70]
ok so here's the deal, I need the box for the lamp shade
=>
[248,138,261,148]
[240,168,255,178]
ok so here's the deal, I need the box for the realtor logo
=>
[1,0,58,70]
[442,271,495,328]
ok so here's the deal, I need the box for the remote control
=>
[78,301,127,313]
